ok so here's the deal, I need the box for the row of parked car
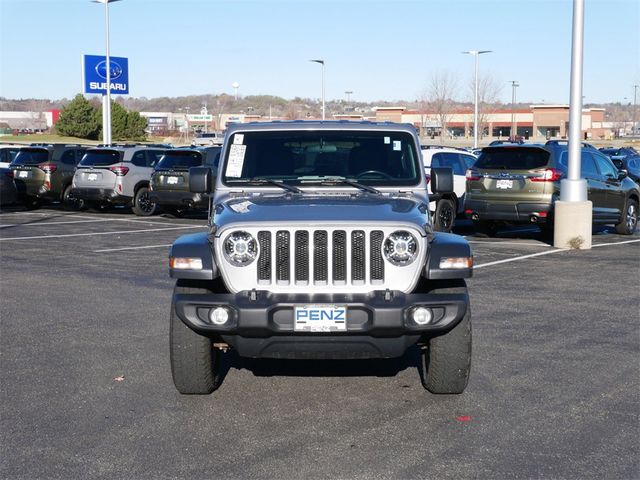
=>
[422,141,640,236]
[0,139,638,237]
[0,143,221,216]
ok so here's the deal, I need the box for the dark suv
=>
[149,146,222,215]
[11,144,89,209]
[464,142,640,235]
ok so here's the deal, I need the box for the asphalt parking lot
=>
[1,206,639,479]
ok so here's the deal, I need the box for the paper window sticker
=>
[393,140,401,151]
[225,144,247,178]
[384,136,390,144]
[233,134,244,145]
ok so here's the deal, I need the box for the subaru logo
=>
[95,60,123,80]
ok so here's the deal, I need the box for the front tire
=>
[615,198,638,235]
[170,281,221,394]
[420,280,471,394]
[132,186,157,216]
[433,198,456,232]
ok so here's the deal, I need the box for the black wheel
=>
[62,184,83,211]
[474,220,498,237]
[132,186,157,216]
[615,198,638,235]
[433,198,456,232]
[170,281,222,394]
[420,279,471,394]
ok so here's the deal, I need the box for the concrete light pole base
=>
[553,200,593,249]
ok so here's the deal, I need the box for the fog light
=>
[412,307,433,325]
[209,307,229,325]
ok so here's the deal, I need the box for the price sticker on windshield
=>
[226,144,247,178]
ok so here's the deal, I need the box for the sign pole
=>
[104,0,112,145]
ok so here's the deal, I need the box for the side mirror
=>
[189,166,214,193]
[618,169,628,180]
[430,167,454,194]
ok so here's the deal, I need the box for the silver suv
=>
[70,145,167,215]
[167,121,474,396]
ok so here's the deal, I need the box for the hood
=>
[213,193,429,230]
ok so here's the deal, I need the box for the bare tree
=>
[468,74,503,138]
[423,71,458,142]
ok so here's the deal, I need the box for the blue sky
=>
[0,0,638,104]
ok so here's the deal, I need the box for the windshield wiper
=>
[298,176,382,195]
[228,177,302,194]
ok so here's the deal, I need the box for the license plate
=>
[18,170,29,178]
[87,173,98,181]
[496,179,513,189]
[294,305,347,332]
[167,176,179,185]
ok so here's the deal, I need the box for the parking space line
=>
[93,244,172,253]
[0,219,118,228]
[474,238,640,269]
[0,225,206,242]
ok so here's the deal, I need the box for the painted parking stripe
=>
[0,217,201,228]
[0,225,206,242]
[93,244,172,253]
[467,240,552,247]
[474,238,640,269]
[0,218,118,228]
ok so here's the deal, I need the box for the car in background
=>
[599,147,638,160]
[421,145,476,232]
[464,143,639,236]
[0,144,22,168]
[149,145,222,215]
[192,132,223,146]
[70,145,168,216]
[0,166,17,207]
[10,144,89,209]
[606,154,640,184]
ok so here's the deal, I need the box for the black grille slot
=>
[295,231,309,283]
[370,230,384,281]
[257,231,271,281]
[332,230,347,282]
[314,231,328,283]
[351,231,366,281]
[276,231,290,282]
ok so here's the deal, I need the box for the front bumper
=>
[149,190,208,208]
[70,188,131,205]
[174,290,468,359]
[464,198,552,223]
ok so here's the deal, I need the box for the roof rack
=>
[420,145,467,151]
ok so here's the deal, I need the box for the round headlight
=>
[223,231,258,266]
[383,230,418,266]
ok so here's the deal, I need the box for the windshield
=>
[475,147,550,170]
[221,130,420,186]
[79,150,122,167]
[156,151,203,170]
[11,149,49,165]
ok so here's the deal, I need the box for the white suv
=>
[420,145,476,232]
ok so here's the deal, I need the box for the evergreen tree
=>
[126,111,147,141]
[55,94,101,139]
[108,101,147,141]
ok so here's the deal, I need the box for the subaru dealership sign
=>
[83,55,129,95]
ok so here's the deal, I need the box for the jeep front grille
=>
[256,229,386,286]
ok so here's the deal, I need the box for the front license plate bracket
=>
[294,305,347,332]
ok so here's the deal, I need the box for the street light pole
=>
[310,60,325,120]
[510,80,519,140]
[463,50,492,149]
[93,0,121,145]
[633,84,639,137]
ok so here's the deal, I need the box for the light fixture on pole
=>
[310,60,325,120]
[92,0,122,146]
[509,80,519,140]
[462,50,492,149]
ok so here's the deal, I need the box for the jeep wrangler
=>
[168,121,473,395]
